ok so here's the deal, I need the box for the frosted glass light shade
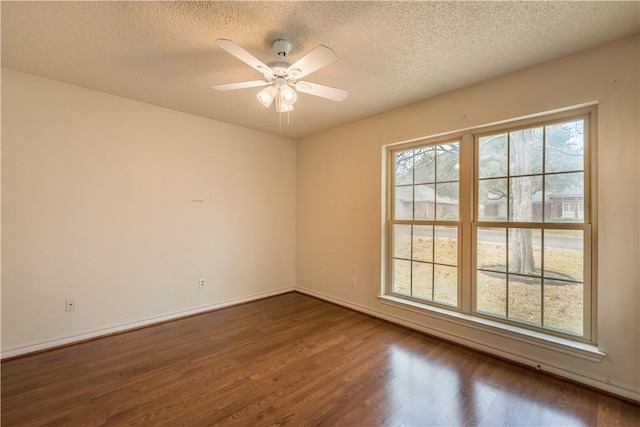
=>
[257,86,277,107]
[280,85,297,105]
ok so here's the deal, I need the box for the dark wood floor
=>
[2,292,639,426]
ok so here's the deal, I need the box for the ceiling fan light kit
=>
[212,37,348,119]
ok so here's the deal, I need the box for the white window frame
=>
[383,106,597,345]
[562,201,578,219]
[563,202,575,214]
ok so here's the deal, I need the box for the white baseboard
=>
[1,286,295,360]
[296,286,640,403]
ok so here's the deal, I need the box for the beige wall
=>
[1,69,297,353]
[297,36,640,399]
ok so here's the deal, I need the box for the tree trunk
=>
[509,130,537,274]
[510,228,535,274]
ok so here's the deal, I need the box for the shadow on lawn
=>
[479,266,579,284]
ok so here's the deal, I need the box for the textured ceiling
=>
[2,1,639,139]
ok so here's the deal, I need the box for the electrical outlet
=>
[199,278,206,288]
[65,298,76,312]
[350,276,356,287]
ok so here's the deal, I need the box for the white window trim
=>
[382,105,598,349]
[377,294,605,362]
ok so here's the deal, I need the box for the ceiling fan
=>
[212,38,348,113]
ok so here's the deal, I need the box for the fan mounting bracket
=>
[272,39,292,57]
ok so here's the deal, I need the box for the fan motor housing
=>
[267,61,291,78]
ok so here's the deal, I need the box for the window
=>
[562,202,575,218]
[391,141,461,306]
[386,107,595,343]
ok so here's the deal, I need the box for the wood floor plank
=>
[2,292,639,426]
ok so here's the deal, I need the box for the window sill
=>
[378,294,605,363]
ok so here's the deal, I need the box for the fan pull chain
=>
[276,93,282,132]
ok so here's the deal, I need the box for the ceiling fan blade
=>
[286,45,337,80]
[215,39,274,78]
[212,80,270,91]
[295,81,348,102]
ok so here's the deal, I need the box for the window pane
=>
[510,127,543,176]
[434,265,457,306]
[414,184,435,220]
[543,229,583,282]
[509,176,543,222]
[478,133,507,178]
[436,182,459,220]
[544,279,583,335]
[545,120,584,174]
[436,142,460,182]
[395,150,414,185]
[393,225,412,260]
[414,147,435,184]
[434,226,457,266]
[413,262,433,300]
[412,225,433,262]
[394,185,413,220]
[508,228,542,276]
[508,275,542,326]
[477,227,506,272]
[545,172,584,223]
[476,271,506,317]
[478,178,507,221]
[393,259,411,295]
